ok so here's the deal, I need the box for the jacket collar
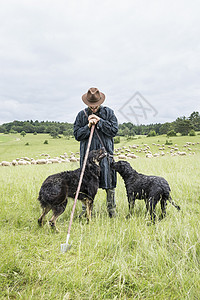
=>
[86,105,103,117]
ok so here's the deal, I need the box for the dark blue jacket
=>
[74,106,118,189]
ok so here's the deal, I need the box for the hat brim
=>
[82,92,105,107]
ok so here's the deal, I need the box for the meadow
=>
[0,133,200,299]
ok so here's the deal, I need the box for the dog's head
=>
[88,148,106,165]
[110,160,131,174]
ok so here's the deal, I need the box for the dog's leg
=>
[86,198,93,223]
[126,194,135,219]
[38,205,51,226]
[145,198,149,215]
[149,197,156,224]
[49,202,67,231]
[160,199,167,219]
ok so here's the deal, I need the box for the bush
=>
[147,130,156,137]
[25,142,29,146]
[126,136,137,140]
[165,139,173,145]
[114,136,120,144]
[9,129,17,134]
[33,132,37,135]
[189,129,196,136]
[167,130,177,137]
[44,140,48,144]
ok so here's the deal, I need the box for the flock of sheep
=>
[0,142,198,167]
[114,141,198,159]
[0,152,80,167]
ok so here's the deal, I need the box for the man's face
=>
[89,106,100,113]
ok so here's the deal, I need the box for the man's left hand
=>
[88,114,100,122]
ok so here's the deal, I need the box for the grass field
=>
[0,133,200,299]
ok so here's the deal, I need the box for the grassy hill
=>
[0,133,200,299]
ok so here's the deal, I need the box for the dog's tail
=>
[168,196,181,211]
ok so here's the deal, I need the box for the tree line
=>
[118,111,200,137]
[0,120,73,138]
[0,111,199,137]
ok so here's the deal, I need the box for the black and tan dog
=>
[111,160,180,222]
[38,149,106,230]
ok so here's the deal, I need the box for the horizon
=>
[0,110,199,127]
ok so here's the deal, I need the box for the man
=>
[74,87,118,218]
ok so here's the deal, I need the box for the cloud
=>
[0,0,200,125]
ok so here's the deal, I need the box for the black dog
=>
[111,160,180,222]
[38,149,106,230]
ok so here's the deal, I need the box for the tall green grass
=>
[0,134,200,299]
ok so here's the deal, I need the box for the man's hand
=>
[88,114,100,122]
[88,114,100,128]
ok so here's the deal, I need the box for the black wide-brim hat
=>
[82,87,105,106]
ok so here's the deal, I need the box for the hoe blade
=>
[61,243,72,253]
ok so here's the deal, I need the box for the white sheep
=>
[146,154,153,158]
[1,161,11,166]
[118,154,127,160]
[69,157,77,162]
[18,160,26,165]
[48,158,59,164]
[178,151,187,156]
[127,153,137,159]
[36,159,47,165]
[12,160,18,166]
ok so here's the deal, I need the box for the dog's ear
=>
[87,153,94,164]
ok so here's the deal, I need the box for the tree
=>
[36,125,45,133]
[20,131,26,137]
[167,130,176,137]
[63,129,73,137]
[122,127,130,136]
[50,127,59,138]
[189,111,200,131]
[0,126,6,133]
[23,122,35,133]
[159,122,172,135]
[174,117,192,136]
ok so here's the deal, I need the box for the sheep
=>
[48,158,59,164]
[18,160,27,165]
[69,157,77,162]
[146,154,153,158]
[1,161,11,166]
[12,160,18,166]
[118,154,127,160]
[127,153,138,159]
[36,159,47,165]
[177,151,187,156]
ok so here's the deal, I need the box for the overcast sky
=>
[0,0,200,125]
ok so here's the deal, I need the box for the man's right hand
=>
[88,118,98,128]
